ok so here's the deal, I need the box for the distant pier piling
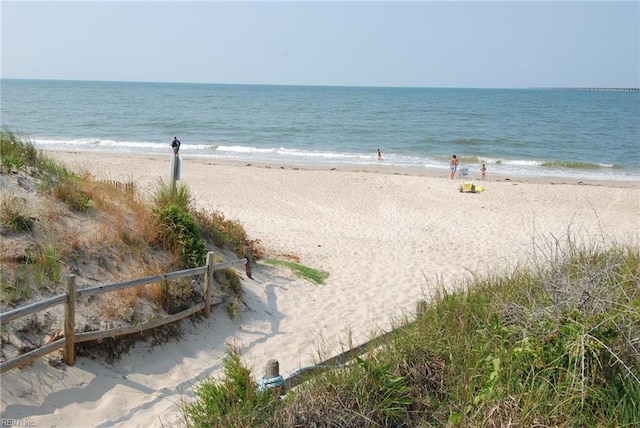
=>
[538,87,639,93]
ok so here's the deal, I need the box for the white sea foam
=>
[32,137,639,181]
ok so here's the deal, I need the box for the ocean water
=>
[1,79,639,182]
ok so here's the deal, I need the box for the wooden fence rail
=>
[0,251,250,374]
[263,300,428,393]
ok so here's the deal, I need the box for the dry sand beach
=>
[2,151,639,427]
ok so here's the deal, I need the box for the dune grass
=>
[183,239,639,427]
[264,259,329,284]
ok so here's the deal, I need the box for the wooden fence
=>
[0,251,251,374]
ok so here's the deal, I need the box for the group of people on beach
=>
[450,154,486,181]
[172,140,486,181]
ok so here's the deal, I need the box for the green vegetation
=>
[264,259,329,284]
[184,241,639,427]
[0,194,33,232]
[184,346,279,427]
[2,128,93,213]
[0,129,37,174]
[0,265,33,305]
[0,130,259,320]
[193,209,259,258]
[155,204,207,268]
[152,178,193,212]
[213,266,244,320]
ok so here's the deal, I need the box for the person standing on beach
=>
[481,163,486,181]
[450,154,459,179]
[377,148,383,160]
[171,136,181,156]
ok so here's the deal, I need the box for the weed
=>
[0,129,37,172]
[184,346,278,427]
[193,209,257,257]
[52,181,92,212]
[0,194,33,232]
[155,205,207,268]
[264,259,329,284]
[40,238,63,282]
[152,179,193,212]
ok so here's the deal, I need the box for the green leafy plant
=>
[1,154,25,173]
[184,346,278,427]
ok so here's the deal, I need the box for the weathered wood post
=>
[204,252,215,318]
[244,243,252,279]
[260,358,285,394]
[64,274,76,365]
[416,300,427,316]
[266,359,280,379]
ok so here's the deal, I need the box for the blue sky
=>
[2,1,638,88]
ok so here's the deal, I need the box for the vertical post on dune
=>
[244,243,253,279]
[64,274,76,366]
[266,359,280,379]
[169,154,180,190]
[204,252,215,318]
[416,300,427,316]
[261,359,285,394]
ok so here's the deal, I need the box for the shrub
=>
[193,209,261,258]
[184,347,278,427]
[155,205,207,268]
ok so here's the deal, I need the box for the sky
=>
[1,1,638,88]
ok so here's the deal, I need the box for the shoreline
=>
[45,149,640,189]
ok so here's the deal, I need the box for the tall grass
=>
[0,128,38,173]
[151,179,193,212]
[183,240,639,427]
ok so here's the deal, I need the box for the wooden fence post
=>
[244,243,252,279]
[204,252,215,318]
[416,300,427,315]
[64,274,76,366]
[260,358,285,393]
[266,359,280,379]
